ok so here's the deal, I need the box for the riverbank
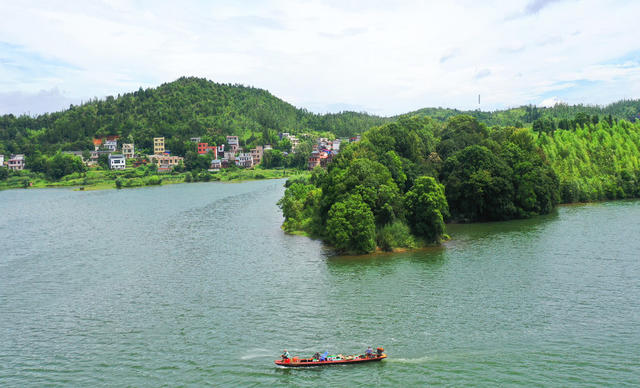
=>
[0,167,307,191]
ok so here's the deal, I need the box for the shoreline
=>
[0,168,306,192]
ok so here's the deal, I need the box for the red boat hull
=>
[275,354,387,367]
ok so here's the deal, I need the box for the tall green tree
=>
[326,194,376,254]
[404,176,448,241]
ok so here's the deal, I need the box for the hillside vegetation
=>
[538,119,640,202]
[2,77,639,158]
[0,77,387,157]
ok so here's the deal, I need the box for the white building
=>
[332,138,341,152]
[7,154,25,170]
[0,154,4,167]
[122,143,135,159]
[109,154,126,170]
[235,153,253,168]
[104,140,118,151]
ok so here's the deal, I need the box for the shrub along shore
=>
[0,166,304,191]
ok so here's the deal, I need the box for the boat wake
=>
[240,348,273,360]
[386,355,432,364]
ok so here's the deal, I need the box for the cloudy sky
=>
[1,0,639,116]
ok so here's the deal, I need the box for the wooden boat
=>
[275,348,387,367]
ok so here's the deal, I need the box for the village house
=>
[104,139,117,151]
[308,148,334,169]
[190,137,201,143]
[150,154,183,171]
[210,159,222,170]
[280,132,300,152]
[308,150,322,170]
[250,145,264,165]
[197,143,218,159]
[90,150,111,166]
[132,159,149,168]
[7,154,25,170]
[62,151,90,165]
[108,154,126,170]
[318,137,330,149]
[235,153,254,168]
[223,151,235,161]
[226,136,240,153]
[289,135,300,151]
[332,138,342,152]
[217,144,225,154]
[0,154,5,167]
[154,137,165,155]
[122,144,135,159]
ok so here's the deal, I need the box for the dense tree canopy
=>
[279,114,573,253]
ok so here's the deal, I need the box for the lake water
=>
[1,180,639,386]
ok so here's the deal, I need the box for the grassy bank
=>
[0,167,307,191]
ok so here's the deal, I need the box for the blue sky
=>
[1,0,640,116]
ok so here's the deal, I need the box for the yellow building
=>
[154,137,165,155]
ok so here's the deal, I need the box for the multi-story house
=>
[104,139,118,151]
[0,154,4,167]
[289,135,300,152]
[226,136,240,153]
[7,154,25,170]
[154,137,165,155]
[197,143,218,159]
[151,154,183,171]
[108,154,126,170]
[250,145,264,165]
[190,137,201,143]
[308,150,331,170]
[235,153,254,168]
[122,144,135,159]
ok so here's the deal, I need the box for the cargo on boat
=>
[275,347,386,367]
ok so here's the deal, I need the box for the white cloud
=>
[539,96,564,108]
[0,0,639,116]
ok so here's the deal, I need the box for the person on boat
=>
[319,351,328,361]
[313,352,321,360]
[376,347,384,357]
[365,346,373,358]
[281,350,290,360]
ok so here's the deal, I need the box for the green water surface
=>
[1,180,639,386]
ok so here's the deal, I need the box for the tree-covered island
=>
[279,114,640,254]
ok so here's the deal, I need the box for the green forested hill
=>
[1,76,639,157]
[0,77,388,156]
[404,100,640,128]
